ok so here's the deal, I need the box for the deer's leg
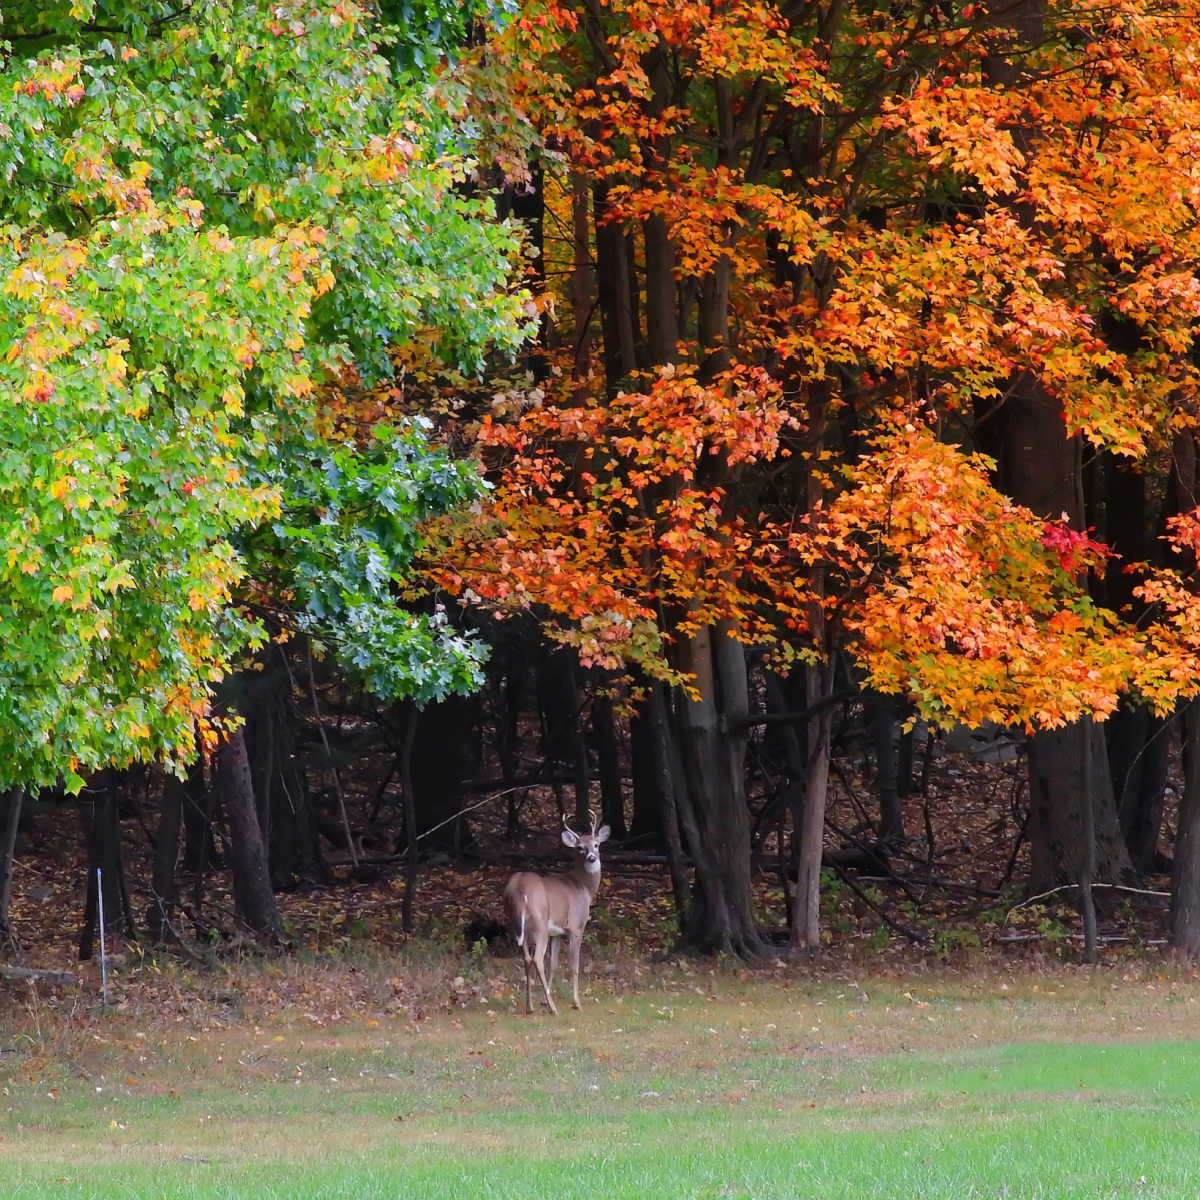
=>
[547,935,560,991]
[567,932,583,1010]
[522,949,534,1014]
[531,932,557,1014]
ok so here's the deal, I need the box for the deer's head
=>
[561,811,610,875]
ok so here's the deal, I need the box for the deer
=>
[502,811,610,1015]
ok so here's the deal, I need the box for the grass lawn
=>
[2,961,1199,1198]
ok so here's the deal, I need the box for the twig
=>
[997,933,1168,947]
[998,789,1030,890]
[831,759,874,830]
[417,787,529,843]
[822,810,922,903]
[1005,881,1170,923]
[829,864,930,945]
[734,688,857,733]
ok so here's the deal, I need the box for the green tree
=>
[0,0,529,791]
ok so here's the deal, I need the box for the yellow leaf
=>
[52,584,74,604]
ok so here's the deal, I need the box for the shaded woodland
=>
[0,627,1183,973]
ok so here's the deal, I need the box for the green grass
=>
[3,967,1199,1197]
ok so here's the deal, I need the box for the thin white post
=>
[96,867,108,1007]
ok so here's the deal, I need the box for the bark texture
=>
[672,626,764,958]
[792,660,836,953]
[1171,701,1200,955]
[0,788,23,957]
[78,770,137,961]
[997,375,1132,889]
[218,726,285,945]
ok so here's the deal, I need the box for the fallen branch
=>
[0,963,75,987]
[1005,881,1170,923]
[996,932,1167,947]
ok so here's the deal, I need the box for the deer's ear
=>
[561,828,580,848]
[596,824,611,844]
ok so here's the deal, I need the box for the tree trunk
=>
[183,756,221,874]
[496,644,524,840]
[698,254,732,379]
[1107,702,1173,873]
[996,375,1132,889]
[569,664,592,831]
[792,659,836,953]
[637,680,690,924]
[1079,716,1099,964]
[401,706,419,934]
[570,169,595,391]
[0,788,23,957]
[759,670,807,928]
[591,693,627,839]
[499,165,550,382]
[218,726,285,944]
[593,181,639,394]
[407,695,479,853]
[672,624,764,958]
[1027,720,1130,890]
[865,688,905,844]
[79,770,137,960]
[147,768,186,945]
[1170,701,1200,954]
[978,0,1132,890]
[629,690,666,844]
[537,649,591,828]
[266,646,331,883]
[1094,442,1172,875]
[642,43,679,367]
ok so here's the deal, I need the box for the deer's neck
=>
[571,862,602,900]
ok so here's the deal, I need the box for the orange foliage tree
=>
[432,0,1200,955]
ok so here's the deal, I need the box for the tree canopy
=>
[436,0,1200,725]
[0,0,529,790]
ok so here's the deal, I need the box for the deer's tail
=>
[514,895,527,947]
